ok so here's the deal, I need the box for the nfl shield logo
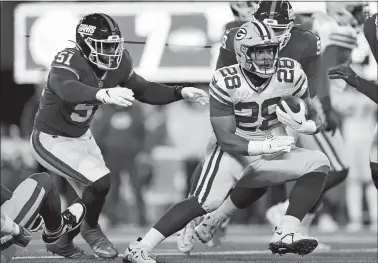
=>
[98,81,103,88]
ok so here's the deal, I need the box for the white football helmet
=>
[234,21,279,79]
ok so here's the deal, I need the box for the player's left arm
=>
[301,33,323,99]
[277,68,322,134]
[120,53,208,105]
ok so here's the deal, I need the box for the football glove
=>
[96,87,134,107]
[181,87,209,105]
[276,100,317,135]
[248,136,295,155]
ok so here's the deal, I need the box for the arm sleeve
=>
[48,67,98,104]
[301,33,322,98]
[356,77,378,104]
[124,72,183,105]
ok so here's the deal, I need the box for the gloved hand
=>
[96,87,135,107]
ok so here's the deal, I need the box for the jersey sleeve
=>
[118,49,135,84]
[50,48,86,80]
[300,32,322,98]
[291,64,309,99]
[209,71,233,107]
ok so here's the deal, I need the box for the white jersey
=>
[312,13,358,51]
[209,57,308,141]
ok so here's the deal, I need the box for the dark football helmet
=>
[76,13,124,70]
[254,1,295,50]
[230,1,261,21]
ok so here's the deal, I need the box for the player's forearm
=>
[355,77,378,104]
[49,74,98,104]
[126,73,183,105]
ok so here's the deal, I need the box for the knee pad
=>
[28,172,52,193]
[89,175,111,195]
[370,162,378,189]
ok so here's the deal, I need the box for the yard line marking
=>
[12,248,378,260]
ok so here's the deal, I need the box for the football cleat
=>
[42,203,86,244]
[13,226,33,247]
[265,201,289,227]
[268,227,318,256]
[177,220,196,253]
[29,215,44,232]
[81,221,118,259]
[123,238,156,263]
[195,213,225,244]
[46,235,96,259]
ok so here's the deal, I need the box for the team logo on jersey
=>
[235,28,247,40]
[78,24,96,36]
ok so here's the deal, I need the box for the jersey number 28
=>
[277,59,295,83]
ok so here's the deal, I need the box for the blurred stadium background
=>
[0,1,377,262]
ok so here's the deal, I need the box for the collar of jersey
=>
[239,65,273,94]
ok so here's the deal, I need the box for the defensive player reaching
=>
[30,13,208,259]
[1,173,85,263]
[123,21,329,263]
[179,0,347,252]
[329,13,378,189]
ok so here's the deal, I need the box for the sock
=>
[286,172,327,221]
[230,186,268,209]
[44,217,64,236]
[270,184,287,205]
[153,197,206,239]
[279,215,300,232]
[370,162,378,190]
[39,183,62,231]
[140,228,166,250]
[323,169,348,193]
[82,176,110,228]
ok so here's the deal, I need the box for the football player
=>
[180,0,348,251]
[122,21,329,263]
[329,13,378,190]
[30,13,208,259]
[1,173,85,263]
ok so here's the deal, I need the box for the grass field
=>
[9,225,378,263]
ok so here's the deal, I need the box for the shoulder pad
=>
[209,66,239,106]
[50,48,86,80]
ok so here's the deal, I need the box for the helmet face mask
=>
[84,35,124,70]
[234,22,280,81]
[76,13,124,70]
[254,1,295,50]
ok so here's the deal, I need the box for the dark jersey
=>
[34,48,133,137]
[217,24,321,98]
[364,13,378,64]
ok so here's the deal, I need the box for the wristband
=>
[173,85,184,100]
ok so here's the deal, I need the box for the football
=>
[277,96,307,116]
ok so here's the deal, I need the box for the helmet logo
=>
[236,28,247,40]
[78,24,96,36]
